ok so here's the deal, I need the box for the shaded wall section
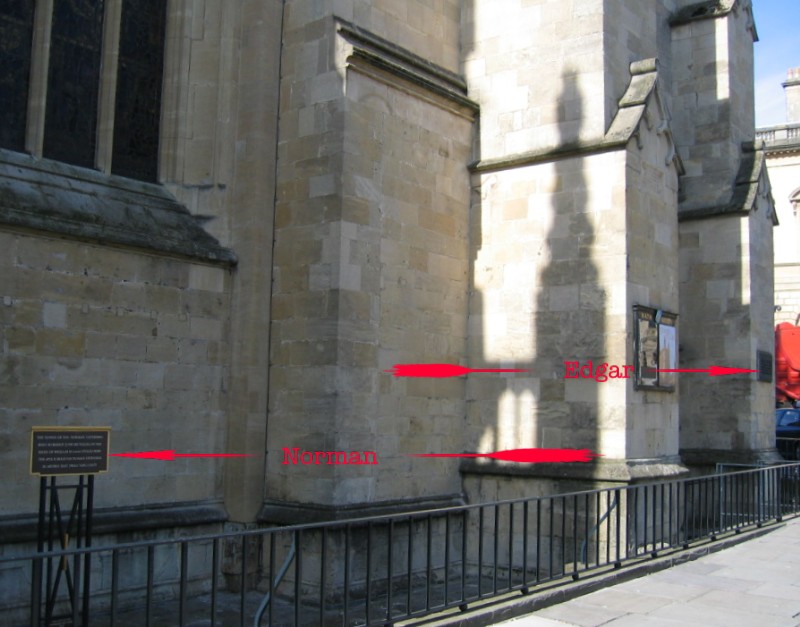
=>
[263,10,476,521]
[672,1,778,465]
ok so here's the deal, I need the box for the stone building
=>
[0,0,778,601]
[760,68,800,324]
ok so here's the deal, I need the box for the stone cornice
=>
[460,456,689,484]
[670,0,758,41]
[469,139,627,174]
[471,58,684,176]
[761,139,800,157]
[606,58,684,175]
[678,143,777,224]
[336,18,478,118]
[0,149,237,265]
[671,0,735,25]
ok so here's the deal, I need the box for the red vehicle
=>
[776,321,800,406]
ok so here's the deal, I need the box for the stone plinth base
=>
[257,493,465,525]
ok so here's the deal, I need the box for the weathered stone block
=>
[6,327,36,353]
[35,330,86,358]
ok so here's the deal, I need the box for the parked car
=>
[776,408,800,460]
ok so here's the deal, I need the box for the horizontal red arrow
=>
[385,363,529,378]
[655,366,758,376]
[411,448,601,463]
[109,450,252,461]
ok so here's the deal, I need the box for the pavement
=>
[495,516,800,627]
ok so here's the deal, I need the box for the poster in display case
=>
[634,305,677,391]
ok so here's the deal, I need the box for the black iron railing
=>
[3,463,800,626]
[776,437,800,461]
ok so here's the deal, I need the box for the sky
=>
[753,0,800,127]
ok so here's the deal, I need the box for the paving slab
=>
[570,588,674,614]
[530,600,627,626]
[692,589,800,618]
[497,517,800,627]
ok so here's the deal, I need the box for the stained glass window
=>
[111,0,167,182]
[1,0,167,183]
[0,1,34,151]
[43,0,105,168]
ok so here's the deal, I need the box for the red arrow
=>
[655,366,758,376]
[411,448,601,463]
[109,450,252,460]
[385,363,529,378]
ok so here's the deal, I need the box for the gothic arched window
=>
[0,3,34,152]
[0,0,167,182]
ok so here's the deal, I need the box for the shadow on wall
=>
[533,71,603,459]
[466,67,602,481]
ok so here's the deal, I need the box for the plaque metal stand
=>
[31,475,95,627]
[29,427,110,627]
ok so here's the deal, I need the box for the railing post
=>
[145,545,154,627]
[11,465,800,627]
[31,476,47,627]
[179,541,188,627]
[459,510,467,611]
[82,475,94,626]
[110,549,119,626]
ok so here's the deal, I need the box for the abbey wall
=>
[0,0,778,556]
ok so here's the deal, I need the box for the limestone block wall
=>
[0,0,283,529]
[264,9,474,517]
[461,2,686,487]
[679,217,744,453]
[467,151,627,462]
[462,0,608,157]
[216,0,282,523]
[746,187,778,447]
[466,115,681,475]
[603,0,677,130]
[671,1,776,464]
[678,190,777,461]
[283,0,461,74]
[671,1,757,211]
[0,231,230,513]
[622,117,681,461]
[160,0,282,522]
[161,0,239,238]
[725,1,756,156]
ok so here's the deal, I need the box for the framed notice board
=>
[634,306,678,391]
[30,426,111,476]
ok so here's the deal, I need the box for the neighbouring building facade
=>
[0,0,779,613]
[761,68,800,325]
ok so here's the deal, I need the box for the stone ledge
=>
[0,148,237,265]
[469,139,627,174]
[336,17,469,96]
[670,0,736,26]
[680,447,786,467]
[258,493,466,525]
[460,457,689,484]
[0,500,228,544]
[472,58,682,175]
[337,17,478,118]
[762,138,800,155]
[679,143,776,224]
